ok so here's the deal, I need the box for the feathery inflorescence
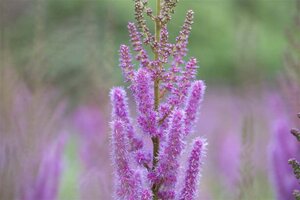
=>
[110,0,207,199]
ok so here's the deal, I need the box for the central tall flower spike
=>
[110,0,207,199]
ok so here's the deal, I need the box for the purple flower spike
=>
[128,22,150,68]
[184,80,206,136]
[110,87,143,151]
[157,109,185,197]
[181,58,198,93]
[128,22,143,52]
[172,10,194,69]
[135,69,157,137]
[178,138,206,200]
[119,45,135,83]
[111,120,142,199]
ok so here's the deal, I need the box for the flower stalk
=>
[152,0,162,198]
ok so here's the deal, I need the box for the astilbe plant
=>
[110,0,207,199]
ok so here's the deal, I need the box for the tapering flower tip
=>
[178,137,207,200]
[184,80,206,136]
[110,87,130,120]
[111,120,141,199]
[158,109,185,187]
[119,45,135,82]
[127,22,150,68]
[31,135,66,200]
[135,69,157,136]
[172,9,194,68]
[110,87,143,151]
[181,10,194,38]
[128,22,143,52]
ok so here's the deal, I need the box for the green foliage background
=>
[3,0,297,100]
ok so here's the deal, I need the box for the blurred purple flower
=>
[178,138,207,200]
[269,96,300,200]
[23,135,66,200]
[197,89,243,190]
[72,104,105,167]
[72,103,112,199]
[217,132,241,187]
[0,75,67,200]
[73,104,104,139]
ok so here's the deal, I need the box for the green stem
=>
[154,0,161,111]
[152,0,161,199]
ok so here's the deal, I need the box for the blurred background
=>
[1,0,300,199]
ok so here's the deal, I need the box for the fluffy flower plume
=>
[184,80,206,135]
[110,1,207,199]
[178,138,206,200]
[134,69,157,137]
[111,120,142,199]
[156,109,185,199]
[111,87,143,150]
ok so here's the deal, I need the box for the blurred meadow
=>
[1,0,300,199]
